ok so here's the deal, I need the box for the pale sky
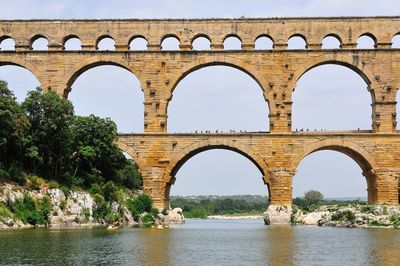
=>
[1,0,399,198]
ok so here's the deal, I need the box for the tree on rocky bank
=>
[0,81,142,192]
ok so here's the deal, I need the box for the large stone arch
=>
[115,141,146,175]
[293,138,379,203]
[163,139,270,188]
[167,57,269,110]
[0,59,44,89]
[63,55,144,97]
[293,59,375,102]
[294,139,377,173]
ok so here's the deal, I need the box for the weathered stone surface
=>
[293,205,400,228]
[161,208,185,224]
[263,205,292,224]
[303,211,330,225]
[1,18,400,224]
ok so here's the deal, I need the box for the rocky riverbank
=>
[0,183,184,230]
[291,204,400,228]
[207,215,263,220]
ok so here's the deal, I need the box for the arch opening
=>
[293,149,371,202]
[129,37,148,50]
[0,37,15,51]
[322,35,341,49]
[161,36,180,51]
[67,64,144,133]
[292,64,371,131]
[167,65,269,133]
[223,35,242,50]
[168,148,269,214]
[0,64,40,102]
[288,35,307,50]
[357,34,376,49]
[254,35,273,50]
[97,36,115,51]
[64,37,82,50]
[192,36,211,51]
[392,34,400,48]
[31,36,48,50]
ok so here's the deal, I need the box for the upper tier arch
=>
[64,56,143,97]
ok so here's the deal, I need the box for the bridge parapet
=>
[2,17,400,52]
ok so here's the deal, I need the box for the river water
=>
[0,219,400,266]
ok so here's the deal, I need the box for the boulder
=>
[263,205,292,225]
[303,211,329,225]
[162,208,185,224]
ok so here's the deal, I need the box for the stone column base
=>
[263,205,292,225]
[159,208,185,224]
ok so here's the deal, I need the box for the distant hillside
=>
[170,194,268,203]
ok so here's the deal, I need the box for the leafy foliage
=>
[170,196,268,218]
[125,194,154,221]
[5,194,52,225]
[0,81,142,192]
[0,81,29,180]
[22,88,74,181]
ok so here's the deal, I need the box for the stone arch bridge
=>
[1,17,400,217]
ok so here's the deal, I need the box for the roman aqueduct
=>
[1,17,400,211]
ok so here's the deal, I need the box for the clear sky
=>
[1,0,399,199]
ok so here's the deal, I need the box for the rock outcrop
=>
[159,208,185,224]
[0,183,139,229]
[263,205,292,224]
[292,205,400,228]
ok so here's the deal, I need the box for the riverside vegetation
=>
[0,80,175,229]
[170,195,268,218]
[291,190,400,228]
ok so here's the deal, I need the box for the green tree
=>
[116,160,143,190]
[304,190,324,207]
[70,115,126,187]
[22,88,74,180]
[0,81,29,174]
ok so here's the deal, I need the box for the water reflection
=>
[266,225,294,265]
[0,221,400,266]
[367,229,400,265]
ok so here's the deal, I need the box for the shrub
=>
[369,220,386,227]
[48,180,60,189]
[60,186,70,198]
[151,208,159,218]
[37,195,52,225]
[93,194,111,221]
[361,205,374,213]
[81,208,91,222]
[59,200,67,210]
[0,203,13,219]
[137,194,153,213]
[102,181,119,202]
[382,205,388,215]
[141,213,154,223]
[28,175,47,190]
[390,215,400,228]
[331,210,355,223]
[105,212,120,224]
[88,183,102,195]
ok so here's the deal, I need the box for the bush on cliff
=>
[5,194,52,225]
[125,194,154,221]
[0,81,143,194]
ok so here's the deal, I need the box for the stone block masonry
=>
[1,17,400,222]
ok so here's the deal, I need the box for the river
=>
[0,219,399,265]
